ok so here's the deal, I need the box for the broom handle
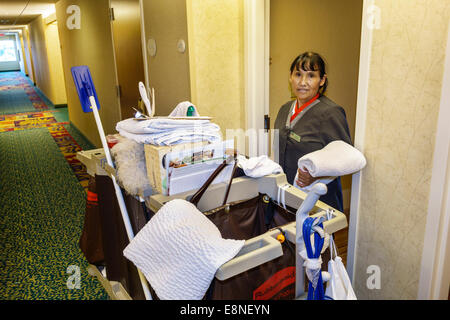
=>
[89,97,152,300]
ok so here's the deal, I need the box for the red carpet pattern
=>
[48,124,90,190]
[0,111,66,132]
[0,110,89,191]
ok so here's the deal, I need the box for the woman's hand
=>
[296,167,317,187]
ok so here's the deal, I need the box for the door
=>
[269,0,363,215]
[109,0,146,120]
[269,0,363,267]
[0,34,20,72]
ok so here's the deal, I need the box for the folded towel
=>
[169,101,200,117]
[115,117,222,145]
[116,118,214,135]
[117,128,222,146]
[237,155,283,178]
[294,140,366,192]
[123,199,244,300]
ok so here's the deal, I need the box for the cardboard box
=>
[144,141,208,195]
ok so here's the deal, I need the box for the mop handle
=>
[89,96,152,300]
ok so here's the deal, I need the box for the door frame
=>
[139,0,151,99]
[417,23,450,300]
[346,0,375,283]
[244,0,270,157]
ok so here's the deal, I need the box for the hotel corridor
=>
[0,71,107,299]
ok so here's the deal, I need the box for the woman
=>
[274,52,352,212]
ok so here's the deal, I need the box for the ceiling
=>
[0,0,59,26]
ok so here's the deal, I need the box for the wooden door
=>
[110,0,146,120]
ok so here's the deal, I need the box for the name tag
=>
[289,131,301,143]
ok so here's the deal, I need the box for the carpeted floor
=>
[0,71,53,114]
[0,71,108,300]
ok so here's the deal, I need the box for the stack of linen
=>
[115,117,222,146]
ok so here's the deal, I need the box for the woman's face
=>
[289,67,326,104]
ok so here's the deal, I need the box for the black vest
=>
[274,96,352,212]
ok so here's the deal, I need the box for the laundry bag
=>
[325,211,357,300]
[79,176,104,265]
[189,157,298,300]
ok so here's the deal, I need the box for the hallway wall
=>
[21,27,35,84]
[55,0,121,148]
[140,0,245,136]
[141,0,191,117]
[186,0,245,134]
[43,14,67,106]
[353,0,450,299]
[28,15,66,106]
[28,16,67,104]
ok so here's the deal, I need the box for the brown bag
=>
[189,157,297,300]
[79,176,105,265]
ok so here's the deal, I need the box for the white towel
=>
[116,118,214,134]
[115,118,222,145]
[237,155,283,178]
[169,101,200,117]
[123,199,245,300]
[117,128,222,146]
[294,140,366,192]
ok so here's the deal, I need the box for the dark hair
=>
[290,52,328,95]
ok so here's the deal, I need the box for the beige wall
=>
[354,0,450,299]
[186,0,245,134]
[141,0,245,135]
[142,0,191,117]
[27,16,66,105]
[269,0,363,210]
[28,16,52,99]
[27,15,67,105]
[21,27,35,84]
[56,0,121,147]
[17,31,27,74]
[44,16,67,105]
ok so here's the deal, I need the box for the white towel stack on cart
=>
[116,117,222,146]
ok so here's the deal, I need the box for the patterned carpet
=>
[0,71,108,299]
[0,71,52,114]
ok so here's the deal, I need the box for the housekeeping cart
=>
[73,66,348,300]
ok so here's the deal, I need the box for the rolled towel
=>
[294,140,366,191]
[237,155,283,178]
[169,101,200,117]
[123,199,244,300]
